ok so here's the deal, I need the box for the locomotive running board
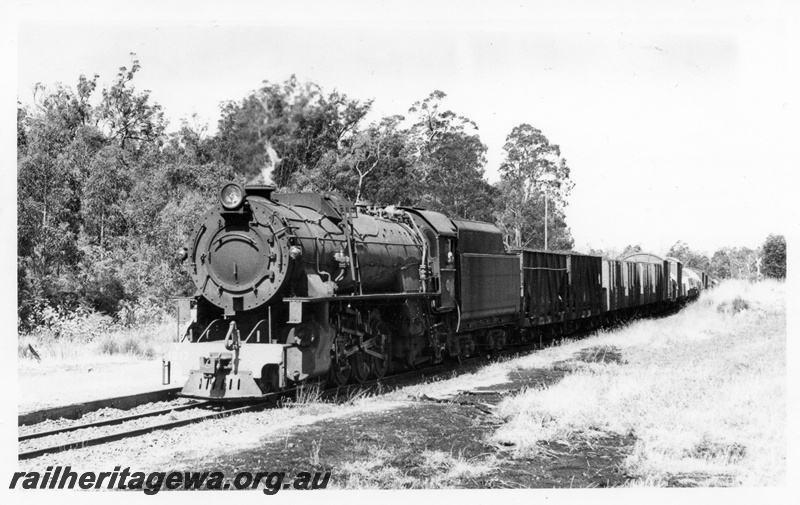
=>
[284,292,436,303]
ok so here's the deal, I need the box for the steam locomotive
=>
[170,183,707,400]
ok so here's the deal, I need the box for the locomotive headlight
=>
[176,247,189,262]
[289,245,303,260]
[219,183,244,210]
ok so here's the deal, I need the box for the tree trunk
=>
[356,172,365,203]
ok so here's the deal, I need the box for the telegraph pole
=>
[544,188,548,250]
[541,172,556,251]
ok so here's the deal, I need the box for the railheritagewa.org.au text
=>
[10,466,331,494]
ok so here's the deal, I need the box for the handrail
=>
[197,319,224,342]
[213,233,256,248]
[244,319,270,343]
[401,210,428,293]
[314,237,333,284]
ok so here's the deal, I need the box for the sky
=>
[8,0,800,257]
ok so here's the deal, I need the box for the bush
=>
[117,298,170,327]
[761,234,786,279]
[718,296,750,315]
[27,305,115,341]
[98,335,121,355]
[19,303,170,362]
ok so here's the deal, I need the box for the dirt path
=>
[167,346,636,488]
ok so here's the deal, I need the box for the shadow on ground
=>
[179,346,636,488]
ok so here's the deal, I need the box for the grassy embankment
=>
[492,279,786,486]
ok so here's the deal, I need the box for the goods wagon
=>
[518,250,604,330]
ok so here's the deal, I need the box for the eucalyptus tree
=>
[495,124,574,250]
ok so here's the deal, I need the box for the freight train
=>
[169,183,709,400]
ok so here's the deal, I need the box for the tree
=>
[350,122,394,203]
[96,55,165,151]
[761,234,786,279]
[17,79,98,325]
[81,146,132,247]
[17,102,28,150]
[495,124,574,249]
[666,241,711,271]
[407,91,497,221]
[162,115,216,166]
[17,81,93,279]
[712,247,760,280]
[17,57,177,324]
[357,116,418,206]
[710,249,731,279]
[213,76,372,187]
[291,115,412,204]
[619,245,642,258]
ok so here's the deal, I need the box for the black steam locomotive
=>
[171,183,706,400]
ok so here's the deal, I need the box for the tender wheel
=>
[350,352,371,384]
[370,322,392,380]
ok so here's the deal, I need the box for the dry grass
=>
[18,299,182,365]
[491,279,786,486]
[18,317,176,365]
[333,446,499,489]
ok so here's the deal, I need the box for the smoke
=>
[250,143,281,186]
[249,93,281,186]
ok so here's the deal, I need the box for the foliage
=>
[407,91,497,221]
[213,76,372,187]
[16,55,220,331]
[709,249,731,279]
[494,123,574,249]
[22,304,115,342]
[709,246,760,281]
[292,90,499,218]
[667,241,711,271]
[16,59,580,337]
[619,244,643,258]
[354,115,420,206]
[96,56,165,150]
[760,234,786,279]
[19,302,172,361]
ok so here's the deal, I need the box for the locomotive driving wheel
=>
[370,321,392,380]
[329,340,351,387]
[349,352,371,383]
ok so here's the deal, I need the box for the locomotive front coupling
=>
[172,302,336,400]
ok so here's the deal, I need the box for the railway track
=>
[19,401,211,443]
[18,305,687,461]
[18,387,183,426]
[17,347,518,461]
[17,357,485,461]
[18,398,282,460]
